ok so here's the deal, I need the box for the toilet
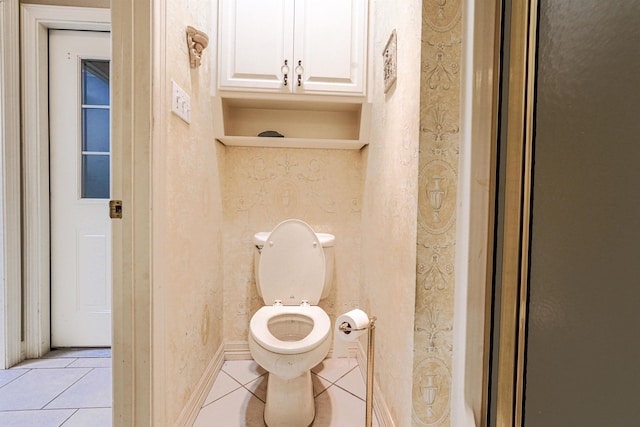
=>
[249,219,335,427]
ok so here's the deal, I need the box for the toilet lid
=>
[258,219,325,305]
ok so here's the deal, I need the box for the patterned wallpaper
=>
[413,0,462,425]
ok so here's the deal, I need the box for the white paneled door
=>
[49,30,111,347]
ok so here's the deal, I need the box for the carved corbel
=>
[186,26,209,68]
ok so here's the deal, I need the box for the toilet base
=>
[264,370,314,427]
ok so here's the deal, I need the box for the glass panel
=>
[82,154,110,199]
[82,108,110,152]
[81,58,110,199]
[82,60,110,106]
[523,1,640,425]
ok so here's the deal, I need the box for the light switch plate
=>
[171,80,191,124]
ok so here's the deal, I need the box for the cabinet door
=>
[219,0,294,91]
[293,0,367,95]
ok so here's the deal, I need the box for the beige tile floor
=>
[1,351,377,426]
[193,358,380,426]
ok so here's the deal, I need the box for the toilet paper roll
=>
[333,309,370,358]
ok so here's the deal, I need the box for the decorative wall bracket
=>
[186,26,209,68]
[382,29,397,93]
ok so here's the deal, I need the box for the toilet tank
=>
[253,231,335,300]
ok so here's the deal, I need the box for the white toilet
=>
[249,219,335,427]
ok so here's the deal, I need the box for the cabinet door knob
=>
[295,60,304,86]
[281,60,290,86]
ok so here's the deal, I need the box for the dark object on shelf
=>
[258,130,284,138]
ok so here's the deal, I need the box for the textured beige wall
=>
[413,0,462,425]
[360,0,422,425]
[153,0,224,424]
[222,147,362,342]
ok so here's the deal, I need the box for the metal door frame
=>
[494,0,539,425]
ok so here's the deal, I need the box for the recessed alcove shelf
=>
[213,95,371,149]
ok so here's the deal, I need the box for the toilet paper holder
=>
[338,316,377,427]
[338,317,376,333]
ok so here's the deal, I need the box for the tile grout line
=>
[220,367,253,386]
[57,408,80,427]
[219,363,269,405]
[0,408,77,414]
[312,363,366,402]
[331,364,367,402]
[241,375,267,404]
[219,366,268,404]
[206,361,364,400]
[9,357,78,370]
[0,369,30,391]
[201,371,245,408]
[332,381,366,402]
[313,362,359,385]
[39,367,95,410]
[63,358,79,368]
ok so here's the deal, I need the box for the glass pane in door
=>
[81,59,110,199]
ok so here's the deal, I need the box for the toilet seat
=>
[250,305,331,355]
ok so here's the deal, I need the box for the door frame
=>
[447,0,502,424]
[0,0,21,369]
[20,4,110,359]
[494,0,539,425]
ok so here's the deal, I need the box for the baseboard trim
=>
[224,340,252,360]
[328,340,358,359]
[356,341,395,427]
[174,343,225,427]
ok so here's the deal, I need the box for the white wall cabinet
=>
[218,0,368,96]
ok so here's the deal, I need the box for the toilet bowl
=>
[248,219,335,427]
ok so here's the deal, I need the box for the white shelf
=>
[217,136,366,150]
[213,95,370,150]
